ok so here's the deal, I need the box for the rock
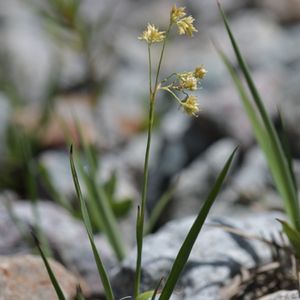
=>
[211,11,291,68]
[0,93,12,159]
[258,0,300,23]
[0,0,55,105]
[167,139,236,220]
[259,290,300,300]
[0,255,87,300]
[39,150,75,200]
[201,67,284,147]
[190,0,247,24]
[0,198,116,294]
[112,212,284,300]
[0,193,30,255]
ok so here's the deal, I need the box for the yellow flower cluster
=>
[178,72,197,91]
[194,66,207,79]
[181,95,200,116]
[176,66,207,91]
[171,5,197,36]
[162,65,207,116]
[138,24,166,44]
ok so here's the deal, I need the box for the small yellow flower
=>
[138,24,166,44]
[178,72,198,91]
[171,5,186,23]
[181,95,200,116]
[176,16,197,36]
[194,66,207,79]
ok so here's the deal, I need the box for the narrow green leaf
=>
[32,233,66,300]
[218,2,300,231]
[159,148,237,300]
[111,198,133,218]
[135,205,143,297]
[137,291,156,300]
[277,219,300,258]
[70,145,115,300]
[151,277,164,300]
[277,110,297,192]
[145,181,176,235]
[76,286,86,300]
[215,45,288,218]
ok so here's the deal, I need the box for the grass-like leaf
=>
[277,219,300,258]
[70,145,115,300]
[75,119,125,261]
[145,180,177,235]
[32,233,66,300]
[218,2,300,231]
[158,148,237,300]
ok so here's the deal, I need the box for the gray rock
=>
[0,93,12,158]
[0,254,89,300]
[0,0,55,105]
[259,290,300,300]
[39,151,75,200]
[201,68,283,147]
[168,139,236,220]
[257,0,300,23]
[0,197,116,294]
[112,212,284,300]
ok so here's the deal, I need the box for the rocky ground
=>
[0,0,300,299]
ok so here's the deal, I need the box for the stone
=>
[167,139,236,220]
[0,255,87,300]
[201,68,284,147]
[39,150,75,200]
[112,212,284,300]
[258,0,300,23]
[0,197,116,294]
[0,0,54,105]
[0,93,12,157]
[259,290,300,300]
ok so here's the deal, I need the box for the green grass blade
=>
[277,110,297,192]
[76,286,86,300]
[218,2,300,231]
[145,180,176,235]
[70,145,115,300]
[215,45,290,217]
[151,277,164,300]
[74,119,125,261]
[135,205,143,297]
[215,44,270,155]
[32,233,66,300]
[277,219,300,258]
[159,148,237,300]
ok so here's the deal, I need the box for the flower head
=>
[178,72,197,91]
[138,24,166,44]
[194,66,207,79]
[176,16,197,36]
[171,5,186,23]
[181,95,200,116]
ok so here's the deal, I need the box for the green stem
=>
[153,23,172,94]
[134,21,172,298]
[134,96,155,298]
[148,44,152,94]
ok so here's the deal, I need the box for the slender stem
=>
[134,21,173,298]
[134,96,155,298]
[160,87,182,104]
[153,23,172,95]
[148,44,152,94]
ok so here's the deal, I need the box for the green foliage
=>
[158,148,237,300]
[217,2,300,252]
[70,145,115,300]
[33,234,67,300]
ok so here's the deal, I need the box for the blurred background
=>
[1,0,300,298]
